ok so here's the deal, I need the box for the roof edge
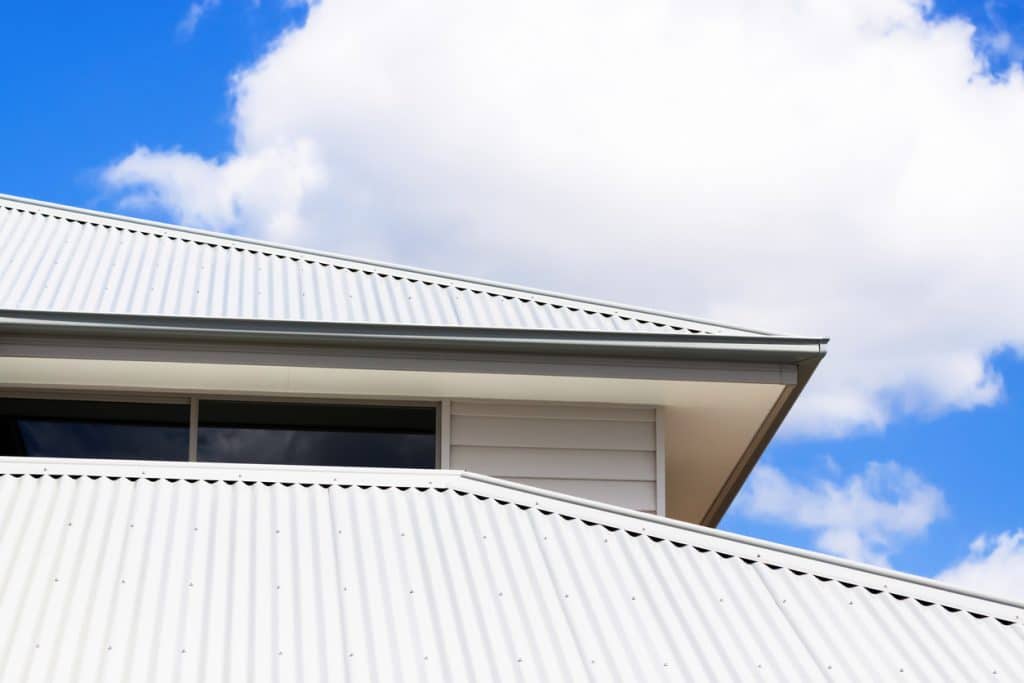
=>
[0,192,810,338]
[2,456,1019,623]
[0,308,828,364]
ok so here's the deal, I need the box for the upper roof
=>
[0,457,1020,682]
[0,193,774,336]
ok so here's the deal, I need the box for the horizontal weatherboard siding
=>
[449,447,655,480]
[449,401,658,512]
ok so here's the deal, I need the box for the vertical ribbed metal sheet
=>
[0,197,757,336]
[0,459,1020,682]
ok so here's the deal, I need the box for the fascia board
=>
[0,309,828,365]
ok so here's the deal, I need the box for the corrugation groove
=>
[0,473,1021,682]
[0,202,744,334]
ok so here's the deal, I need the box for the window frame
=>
[0,390,443,468]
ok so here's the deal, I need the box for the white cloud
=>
[938,530,1024,601]
[735,461,947,566]
[177,0,221,38]
[105,0,1024,437]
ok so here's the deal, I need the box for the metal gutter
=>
[0,309,828,363]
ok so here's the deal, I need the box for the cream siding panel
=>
[450,415,656,452]
[450,446,655,480]
[449,401,657,512]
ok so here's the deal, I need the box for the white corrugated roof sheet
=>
[0,458,1020,682]
[0,194,764,336]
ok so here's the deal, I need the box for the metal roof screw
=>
[107,646,112,651]
[181,649,186,654]
[188,582,194,588]
[35,644,39,649]
[409,589,414,594]
[517,658,523,663]
[278,651,283,656]
[54,577,58,582]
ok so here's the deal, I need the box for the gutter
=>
[0,309,827,364]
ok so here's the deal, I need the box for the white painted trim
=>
[188,397,199,462]
[655,407,666,516]
[439,399,452,469]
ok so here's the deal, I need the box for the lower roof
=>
[0,458,1020,682]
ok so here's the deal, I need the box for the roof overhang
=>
[0,309,827,525]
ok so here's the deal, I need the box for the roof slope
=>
[0,194,767,336]
[0,458,1020,682]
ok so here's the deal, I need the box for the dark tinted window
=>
[0,399,189,460]
[197,401,436,468]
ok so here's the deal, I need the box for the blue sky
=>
[2,1,1023,597]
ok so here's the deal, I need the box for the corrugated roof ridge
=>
[0,193,779,337]
[3,456,1020,624]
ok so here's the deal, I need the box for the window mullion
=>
[188,397,199,462]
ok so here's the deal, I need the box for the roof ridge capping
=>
[4,456,1019,624]
[0,192,809,338]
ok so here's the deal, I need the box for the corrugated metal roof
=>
[0,194,768,336]
[0,457,1020,682]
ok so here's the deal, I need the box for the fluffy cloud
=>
[105,0,1024,436]
[938,530,1024,601]
[177,0,221,37]
[734,461,947,566]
